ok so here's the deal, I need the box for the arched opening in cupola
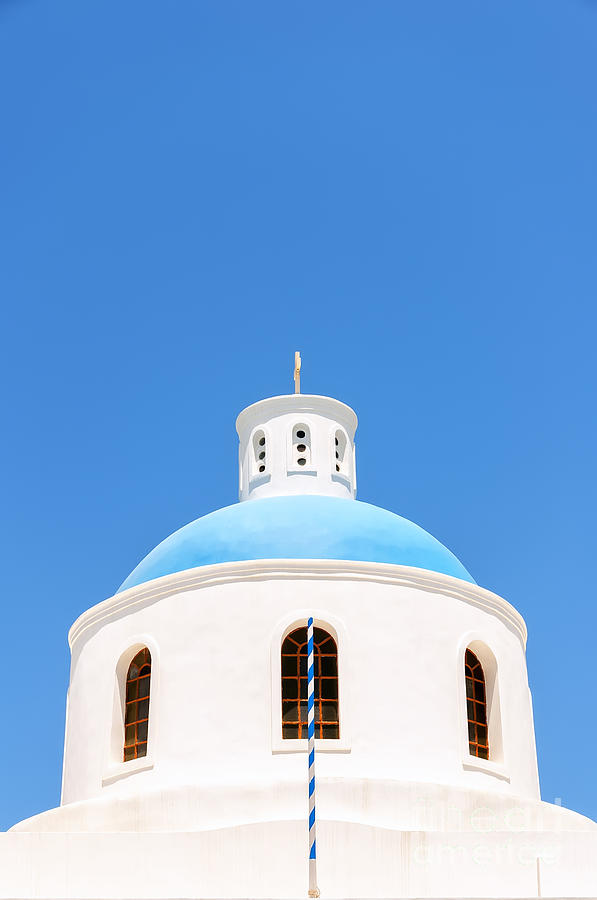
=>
[292,424,311,469]
[281,626,339,739]
[253,429,267,475]
[334,429,347,474]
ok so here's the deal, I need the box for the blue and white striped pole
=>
[307,617,320,898]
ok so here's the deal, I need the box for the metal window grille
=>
[465,649,489,759]
[123,648,151,761]
[281,626,339,739]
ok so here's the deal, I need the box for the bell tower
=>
[236,393,358,501]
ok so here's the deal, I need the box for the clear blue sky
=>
[1,1,596,830]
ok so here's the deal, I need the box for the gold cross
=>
[294,351,301,394]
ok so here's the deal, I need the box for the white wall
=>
[56,561,538,816]
[3,822,597,898]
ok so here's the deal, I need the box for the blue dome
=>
[118,496,474,592]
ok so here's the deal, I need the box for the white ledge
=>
[248,472,271,489]
[69,559,527,649]
[462,756,511,782]
[102,756,154,786]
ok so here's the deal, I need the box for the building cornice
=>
[68,559,527,650]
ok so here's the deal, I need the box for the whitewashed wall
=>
[42,560,540,819]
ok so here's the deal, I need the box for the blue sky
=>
[1,0,596,829]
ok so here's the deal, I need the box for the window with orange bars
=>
[281,626,339,739]
[124,648,151,761]
[465,649,489,759]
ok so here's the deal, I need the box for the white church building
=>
[2,381,596,898]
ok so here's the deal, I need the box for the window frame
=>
[281,626,339,740]
[123,647,152,761]
[465,649,489,759]
[271,611,351,753]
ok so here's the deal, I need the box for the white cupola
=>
[236,393,358,501]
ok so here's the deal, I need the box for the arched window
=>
[281,626,339,739]
[124,648,151,761]
[465,649,489,759]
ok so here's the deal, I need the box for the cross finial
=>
[294,351,301,394]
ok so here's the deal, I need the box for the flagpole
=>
[307,616,320,898]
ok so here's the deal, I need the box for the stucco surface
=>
[62,564,533,808]
[2,822,597,898]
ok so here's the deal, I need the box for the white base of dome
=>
[6,779,596,899]
[2,817,597,898]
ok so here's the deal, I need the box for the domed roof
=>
[118,496,474,592]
